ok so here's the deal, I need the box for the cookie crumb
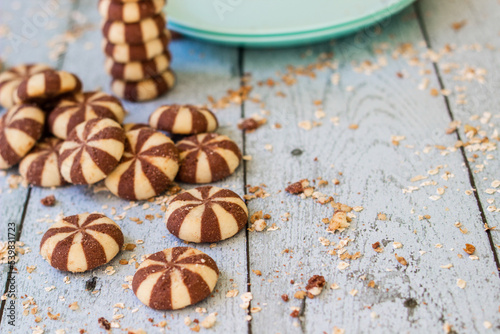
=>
[463,244,475,255]
[305,275,325,297]
[238,118,265,132]
[293,291,306,299]
[395,254,408,266]
[285,179,309,194]
[98,317,111,330]
[41,195,56,207]
[201,313,217,329]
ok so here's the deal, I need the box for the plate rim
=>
[167,4,410,48]
[166,0,414,36]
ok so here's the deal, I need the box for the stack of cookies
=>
[99,0,175,102]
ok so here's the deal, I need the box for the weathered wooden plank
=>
[0,0,76,239]
[2,0,499,333]
[1,1,248,333]
[418,0,500,261]
[0,0,76,324]
[242,5,500,334]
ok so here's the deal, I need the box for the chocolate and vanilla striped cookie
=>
[122,123,150,132]
[19,137,65,187]
[102,13,166,44]
[105,51,171,82]
[48,91,125,139]
[176,133,242,184]
[58,118,125,184]
[0,104,45,169]
[103,30,171,63]
[40,213,124,272]
[111,69,175,102]
[132,247,219,310]
[0,63,52,108]
[149,104,218,135]
[165,186,248,243]
[99,0,165,23]
[14,70,82,104]
[105,127,179,200]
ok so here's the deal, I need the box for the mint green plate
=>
[166,0,414,47]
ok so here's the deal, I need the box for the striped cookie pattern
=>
[105,51,171,81]
[102,13,166,44]
[58,118,125,184]
[14,70,82,104]
[122,123,150,132]
[0,63,52,108]
[105,127,179,200]
[132,247,219,310]
[176,133,242,184]
[149,104,218,135]
[19,137,65,187]
[99,0,165,23]
[165,186,248,243]
[40,213,124,272]
[0,104,45,169]
[48,91,125,139]
[111,69,175,102]
[103,30,171,63]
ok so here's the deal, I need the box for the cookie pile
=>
[0,65,84,171]
[0,64,130,188]
[0,67,246,311]
[148,104,243,184]
[99,0,175,101]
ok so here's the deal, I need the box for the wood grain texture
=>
[418,0,500,260]
[1,0,500,333]
[0,0,75,300]
[0,1,248,333]
[242,5,500,334]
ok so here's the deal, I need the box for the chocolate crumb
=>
[372,241,383,253]
[98,317,111,330]
[238,118,262,132]
[281,294,289,302]
[41,195,56,207]
[290,310,300,318]
[285,179,309,194]
[305,275,326,296]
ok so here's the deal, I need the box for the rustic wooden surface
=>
[1,0,499,333]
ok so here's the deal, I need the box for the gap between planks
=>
[0,0,82,326]
[238,47,255,334]
[414,1,500,276]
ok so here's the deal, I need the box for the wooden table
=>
[1,1,500,333]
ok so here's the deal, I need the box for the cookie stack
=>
[99,0,175,102]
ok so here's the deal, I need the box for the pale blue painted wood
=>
[1,0,500,333]
[0,0,76,308]
[419,0,500,259]
[243,4,500,334]
[1,1,248,333]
